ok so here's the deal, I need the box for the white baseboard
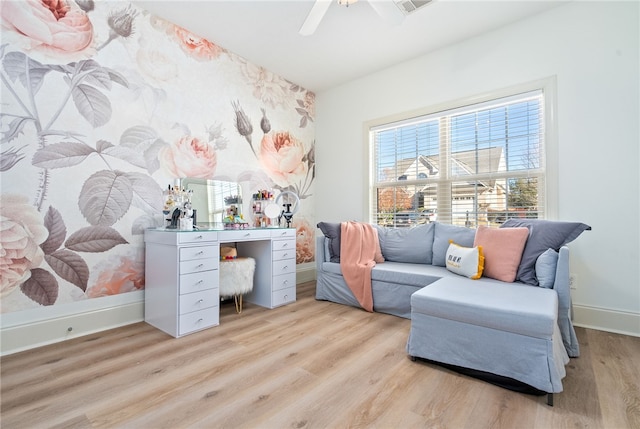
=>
[573,304,640,337]
[1,301,144,356]
[297,265,316,284]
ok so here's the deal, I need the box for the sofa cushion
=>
[375,223,434,264]
[536,249,559,289]
[474,226,528,283]
[411,277,558,339]
[372,261,452,287]
[317,222,341,263]
[445,242,484,280]
[432,223,476,267]
[501,219,591,285]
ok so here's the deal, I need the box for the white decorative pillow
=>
[445,241,484,280]
[535,248,559,288]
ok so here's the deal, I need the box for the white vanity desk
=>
[144,227,296,337]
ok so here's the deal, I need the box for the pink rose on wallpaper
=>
[295,219,315,264]
[159,135,218,179]
[0,195,48,297]
[86,251,144,298]
[173,25,224,61]
[260,131,308,186]
[0,0,94,63]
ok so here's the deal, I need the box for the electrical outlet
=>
[569,273,577,290]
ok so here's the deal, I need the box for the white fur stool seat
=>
[219,257,255,313]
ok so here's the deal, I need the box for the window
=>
[370,88,547,228]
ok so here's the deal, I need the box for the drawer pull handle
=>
[197,299,204,304]
[196,264,204,269]
[283,280,288,285]
[196,235,203,240]
[196,280,203,285]
[282,243,288,247]
[244,233,251,237]
[196,251,204,255]
[197,318,203,323]
[283,253,288,257]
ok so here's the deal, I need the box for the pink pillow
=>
[473,225,529,282]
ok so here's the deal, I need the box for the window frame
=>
[364,77,559,225]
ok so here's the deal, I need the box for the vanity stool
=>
[219,257,256,313]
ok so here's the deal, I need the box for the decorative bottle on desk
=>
[251,189,274,228]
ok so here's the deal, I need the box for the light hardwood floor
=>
[1,281,639,429]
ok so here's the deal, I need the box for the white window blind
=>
[370,90,545,227]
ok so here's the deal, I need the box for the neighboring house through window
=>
[369,81,554,227]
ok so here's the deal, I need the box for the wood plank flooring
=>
[1,281,639,429]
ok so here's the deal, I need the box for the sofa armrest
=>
[553,246,580,357]
[316,235,327,272]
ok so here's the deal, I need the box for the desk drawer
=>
[272,239,295,252]
[179,289,219,314]
[178,231,218,244]
[273,259,295,276]
[273,249,295,262]
[271,229,296,239]
[180,245,219,262]
[179,308,218,336]
[180,257,218,275]
[272,272,296,291]
[219,229,271,241]
[272,286,296,307]
[179,270,218,294]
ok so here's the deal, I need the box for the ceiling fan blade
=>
[299,0,333,36]
[368,0,405,26]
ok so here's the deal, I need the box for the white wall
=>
[315,1,639,336]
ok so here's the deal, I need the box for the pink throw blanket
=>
[339,222,384,312]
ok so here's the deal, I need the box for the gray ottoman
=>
[406,277,569,405]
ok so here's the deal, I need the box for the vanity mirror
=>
[182,178,243,227]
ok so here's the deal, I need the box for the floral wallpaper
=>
[0,0,316,314]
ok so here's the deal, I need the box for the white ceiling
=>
[133,0,569,93]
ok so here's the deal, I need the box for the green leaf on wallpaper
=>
[41,206,67,255]
[65,226,128,253]
[20,268,59,306]
[125,172,164,214]
[32,142,96,169]
[79,170,133,226]
[2,51,52,94]
[71,84,112,128]
[44,250,89,292]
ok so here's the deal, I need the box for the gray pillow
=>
[501,219,591,285]
[317,222,341,263]
[536,248,558,288]
[375,223,434,264]
[432,222,476,266]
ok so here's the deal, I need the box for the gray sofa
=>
[315,220,589,396]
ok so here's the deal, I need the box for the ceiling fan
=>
[299,0,433,36]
